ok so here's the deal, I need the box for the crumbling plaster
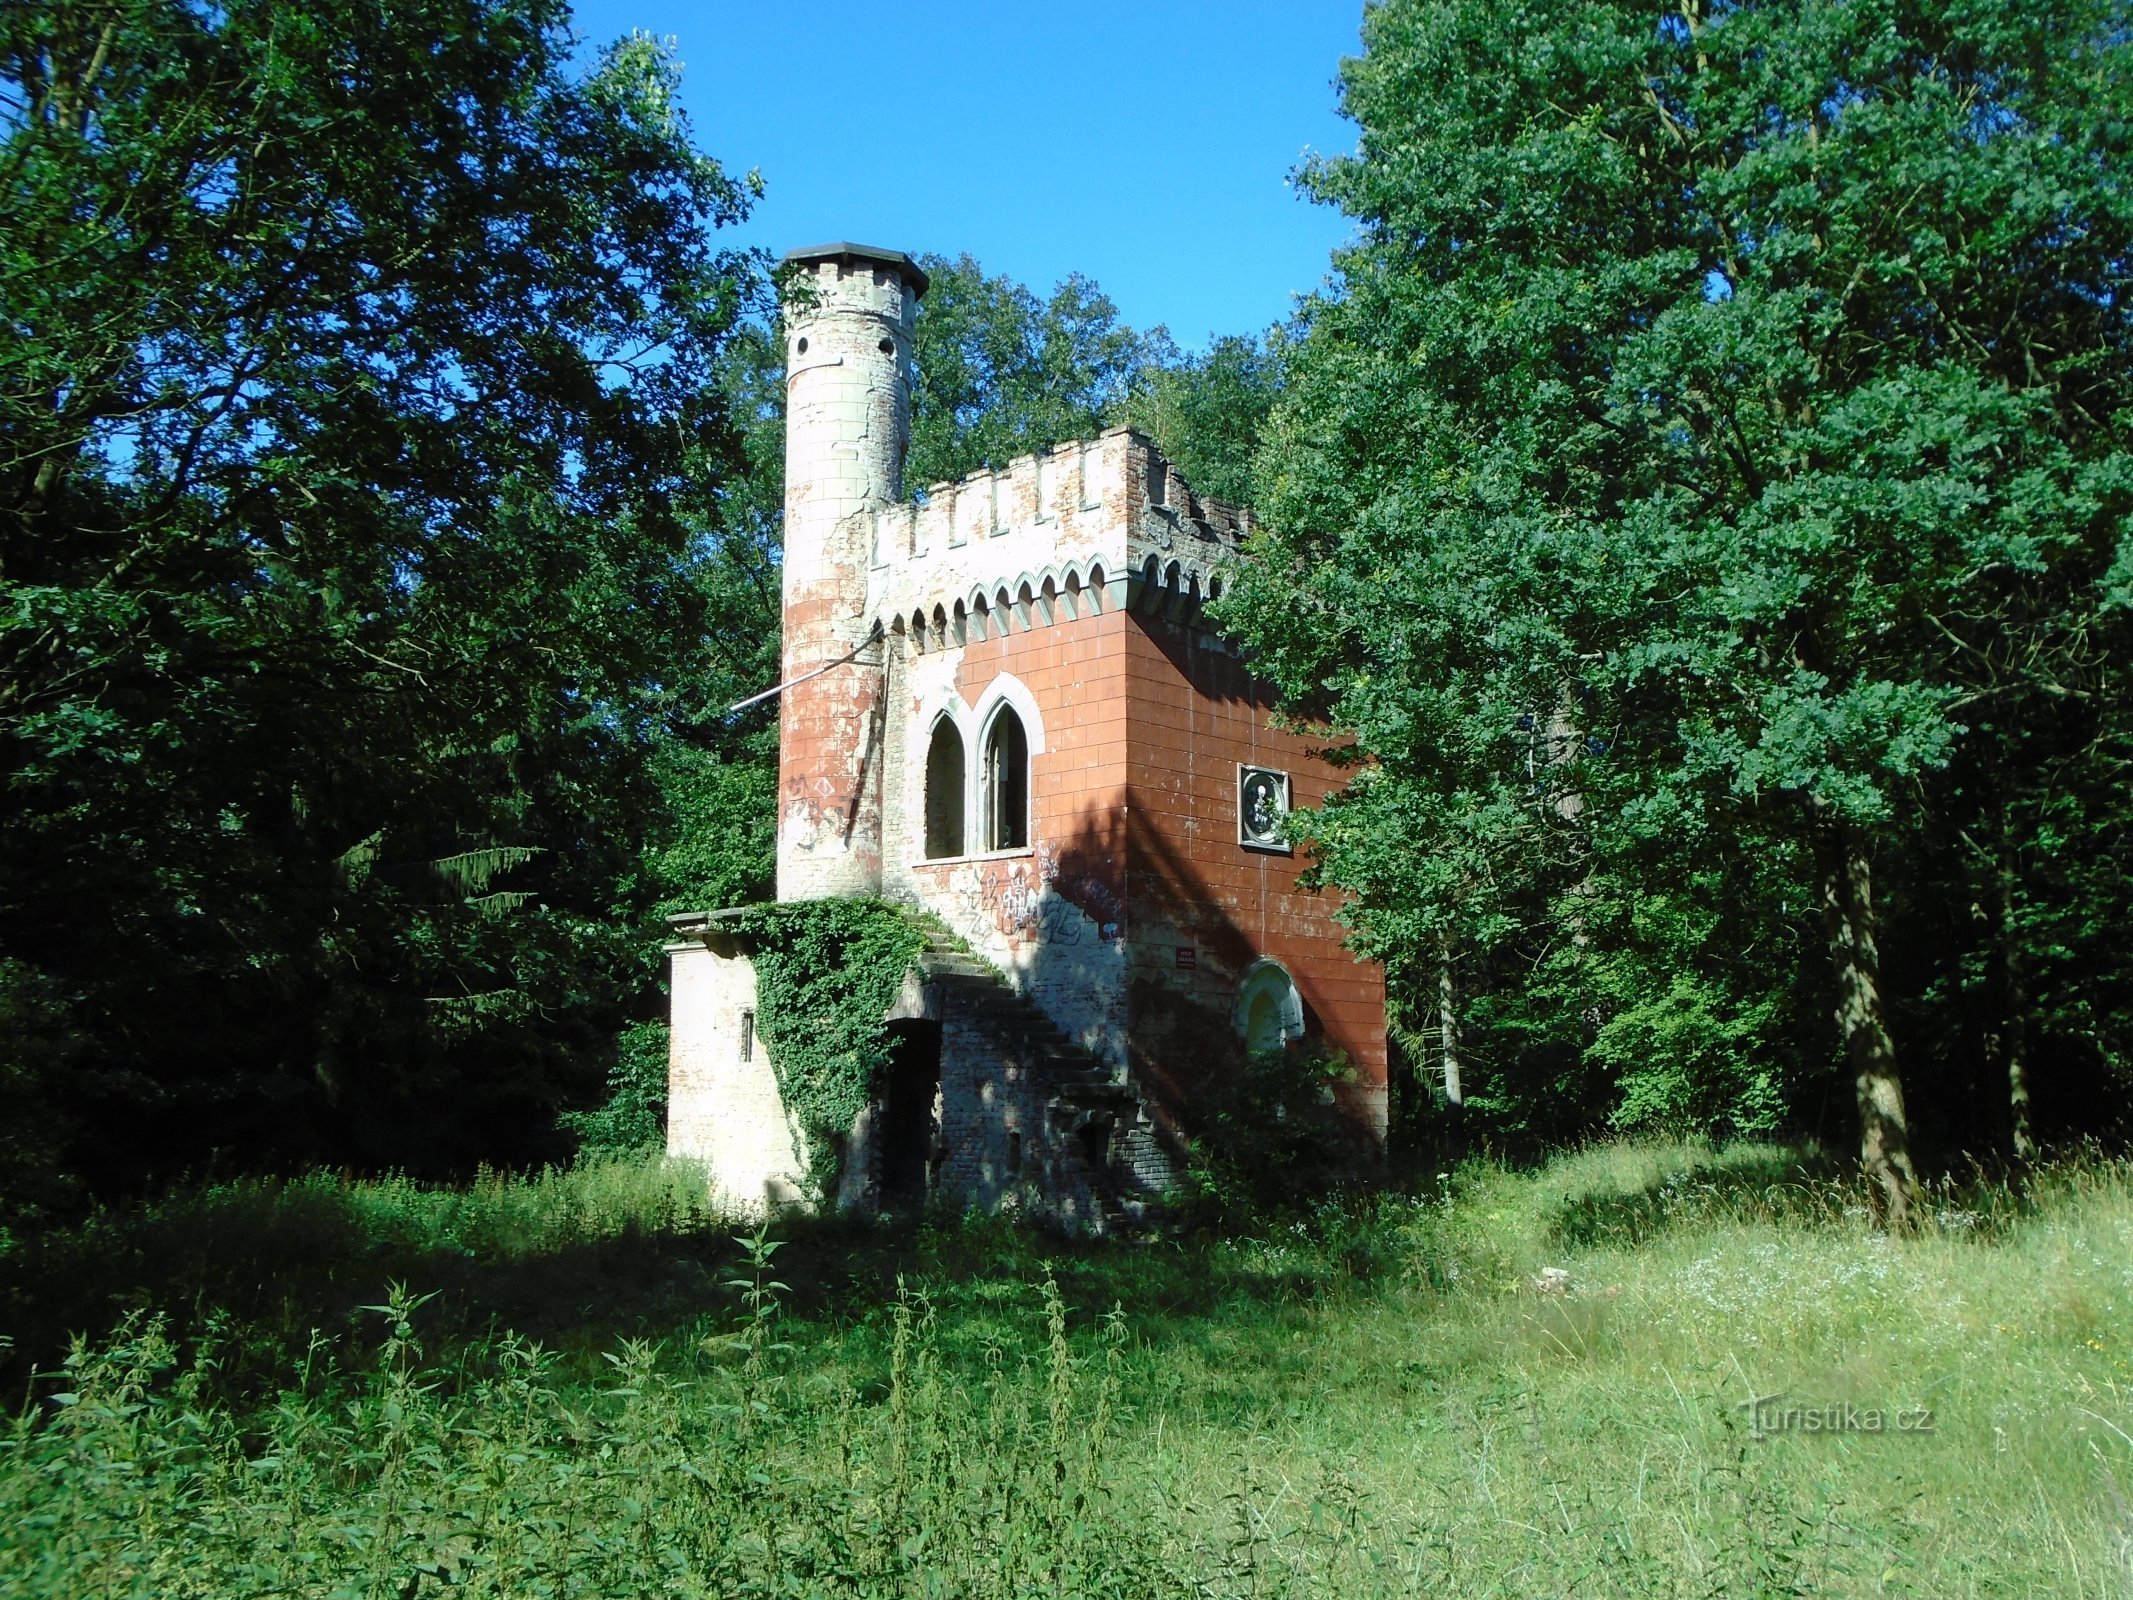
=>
[667,939,808,1214]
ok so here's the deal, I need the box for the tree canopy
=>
[1222,0,2133,1220]
[0,0,765,1217]
[904,253,1172,489]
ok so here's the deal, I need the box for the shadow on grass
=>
[1537,1140,2051,1252]
[0,1164,1356,1406]
[9,1139,2066,1408]
[1541,1144,1856,1253]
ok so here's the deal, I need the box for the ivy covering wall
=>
[726,901,928,1191]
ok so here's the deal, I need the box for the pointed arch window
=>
[981,706,1030,851]
[923,716,966,859]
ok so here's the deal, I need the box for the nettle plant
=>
[725,901,928,1193]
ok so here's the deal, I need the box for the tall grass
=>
[2,1264,1168,1599]
[5,1142,2132,1596]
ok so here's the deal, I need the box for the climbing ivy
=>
[727,900,928,1193]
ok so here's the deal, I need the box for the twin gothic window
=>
[923,706,1029,859]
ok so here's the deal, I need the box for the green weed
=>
[3,1142,2129,1595]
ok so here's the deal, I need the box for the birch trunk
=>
[1993,824,2037,1166]
[1438,942,1465,1157]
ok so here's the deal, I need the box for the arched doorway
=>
[1234,958,1304,1054]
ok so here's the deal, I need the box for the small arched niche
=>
[1234,958,1305,1055]
[981,704,1030,851]
[923,715,966,859]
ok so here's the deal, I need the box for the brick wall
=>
[881,607,1136,1068]
[894,596,1388,1151]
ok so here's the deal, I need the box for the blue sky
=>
[566,1,1366,348]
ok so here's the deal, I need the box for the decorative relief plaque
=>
[1238,765,1292,853]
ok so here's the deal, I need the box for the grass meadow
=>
[3,1141,2130,1597]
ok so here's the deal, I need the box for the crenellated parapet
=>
[864,426,1251,650]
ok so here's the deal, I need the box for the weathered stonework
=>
[775,245,921,903]
[666,936,806,1215]
[668,241,1388,1230]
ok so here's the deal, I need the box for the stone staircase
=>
[904,920,1175,1231]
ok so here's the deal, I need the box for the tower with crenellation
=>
[667,242,1386,1227]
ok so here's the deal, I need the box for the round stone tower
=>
[775,242,927,902]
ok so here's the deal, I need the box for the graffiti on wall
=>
[965,843,1124,950]
[911,842,1130,1070]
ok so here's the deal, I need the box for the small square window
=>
[1238,765,1292,853]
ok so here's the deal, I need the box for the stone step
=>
[922,962,995,980]
[1042,1055,1116,1081]
[919,960,1004,980]
[911,945,1143,1111]
[1053,1076,1134,1102]
[899,916,1173,1210]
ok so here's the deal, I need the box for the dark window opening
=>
[795,336,808,355]
[924,716,966,859]
[983,706,1029,850]
[739,1009,755,1062]
[1007,1130,1023,1176]
[878,336,895,354]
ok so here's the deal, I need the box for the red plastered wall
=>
[951,608,1131,934]
[1119,616,1388,1144]
[939,603,1387,1148]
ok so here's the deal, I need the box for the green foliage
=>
[0,961,81,1247]
[1549,870,1801,1140]
[0,1,770,1194]
[1223,0,2133,1162]
[726,901,929,1191]
[904,252,1171,489]
[1127,332,1285,508]
[6,1143,2133,1596]
[1176,1042,1367,1224]
[645,320,788,916]
[647,741,777,914]
[904,255,1282,512]
[1593,974,1786,1137]
[559,1020,669,1154]
[0,1275,1162,1600]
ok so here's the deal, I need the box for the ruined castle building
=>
[667,242,1387,1226]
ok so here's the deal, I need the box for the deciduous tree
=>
[0,0,762,1207]
[1226,0,2133,1221]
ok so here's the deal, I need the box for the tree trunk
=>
[1438,939,1465,1159]
[1815,816,1921,1230]
[1992,819,2037,1167]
